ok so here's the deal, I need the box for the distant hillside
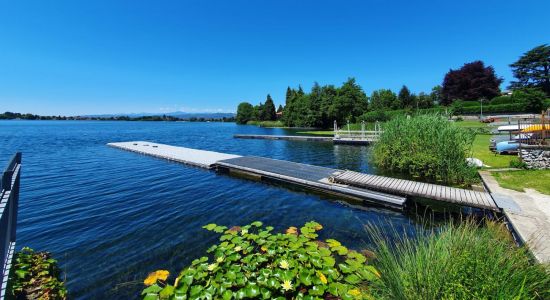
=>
[83,111,235,119]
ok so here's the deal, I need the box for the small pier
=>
[233,134,333,142]
[108,141,499,211]
[332,171,497,210]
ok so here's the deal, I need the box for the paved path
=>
[480,171,550,264]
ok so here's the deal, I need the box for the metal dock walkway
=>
[215,156,406,207]
[331,170,498,210]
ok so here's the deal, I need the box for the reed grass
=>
[372,114,478,185]
[366,219,550,299]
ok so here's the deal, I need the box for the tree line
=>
[236,44,549,128]
[0,111,235,122]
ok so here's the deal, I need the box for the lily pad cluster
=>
[142,221,380,299]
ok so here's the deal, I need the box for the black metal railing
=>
[0,152,22,299]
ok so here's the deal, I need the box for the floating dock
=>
[108,141,498,211]
[233,134,333,142]
[107,141,241,169]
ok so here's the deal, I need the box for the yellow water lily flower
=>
[144,270,170,286]
[241,228,248,235]
[317,271,328,284]
[261,246,268,252]
[286,227,298,235]
[281,280,293,291]
[348,288,361,296]
[314,224,323,231]
[207,263,218,271]
[279,260,289,269]
[234,246,242,252]
[216,256,224,263]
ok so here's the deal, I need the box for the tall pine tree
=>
[509,44,550,96]
[263,94,277,121]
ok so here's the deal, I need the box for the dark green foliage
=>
[511,88,546,112]
[282,78,368,128]
[263,94,277,121]
[398,85,414,109]
[430,85,442,105]
[370,89,399,110]
[276,104,284,113]
[142,221,379,299]
[236,102,255,124]
[509,158,528,169]
[509,44,550,96]
[360,110,390,122]
[460,103,529,114]
[415,92,433,109]
[489,95,514,105]
[368,219,550,300]
[372,115,478,185]
[8,247,67,299]
[441,61,503,105]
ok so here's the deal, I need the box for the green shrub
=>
[490,95,515,105]
[509,158,528,169]
[511,88,546,112]
[367,219,550,300]
[460,103,526,114]
[8,247,67,300]
[372,114,478,185]
[360,110,390,122]
[142,221,380,299]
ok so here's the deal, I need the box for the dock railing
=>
[333,121,382,142]
[0,152,22,299]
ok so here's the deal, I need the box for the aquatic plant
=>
[141,221,380,299]
[372,114,478,185]
[8,247,67,300]
[367,219,550,299]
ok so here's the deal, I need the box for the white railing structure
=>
[0,153,21,300]
[333,121,382,143]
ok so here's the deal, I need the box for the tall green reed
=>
[366,219,550,299]
[373,114,478,186]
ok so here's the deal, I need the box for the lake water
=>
[1,121,425,299]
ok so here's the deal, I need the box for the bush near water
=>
[372,114,478,186]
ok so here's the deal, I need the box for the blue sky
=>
[0,0,548,115]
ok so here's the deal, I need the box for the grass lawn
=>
[295,130,334,136]
[453,119,486,128]
[471,134,515,168]
[493,170,550,195]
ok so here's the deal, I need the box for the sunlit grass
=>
[471,134,515,168]
[493,170,550,195]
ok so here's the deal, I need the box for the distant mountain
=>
[82,111,235,119]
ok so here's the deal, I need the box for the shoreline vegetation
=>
[238,45,550,130]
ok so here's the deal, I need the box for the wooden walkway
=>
[331,170,498,210]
